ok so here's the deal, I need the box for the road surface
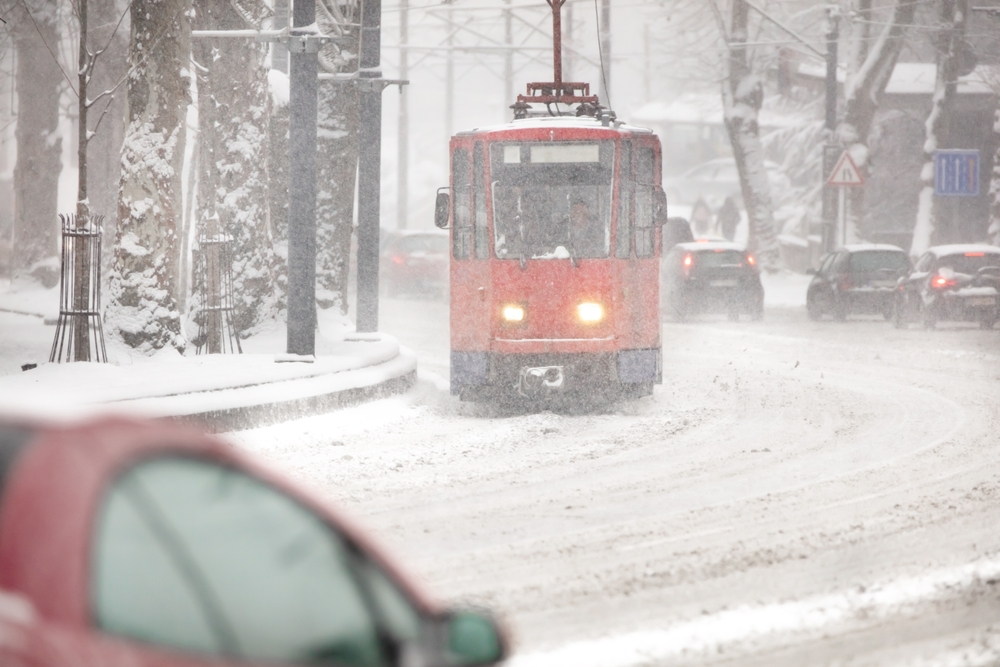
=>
[234,297,1000,666]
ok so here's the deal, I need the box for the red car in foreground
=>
[0,416,506,667]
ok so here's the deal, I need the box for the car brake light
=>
[391,254,406,265]
[746,254,756,266]
[965,252,985,257]
[838,278,852,291]
[682,254,694,278]
[931,274,956,289]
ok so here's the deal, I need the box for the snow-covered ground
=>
[3,271,999,665]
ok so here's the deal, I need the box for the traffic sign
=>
[934,150,979,196]
[826,151,864,186]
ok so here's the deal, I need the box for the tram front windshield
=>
[491,142,614,260]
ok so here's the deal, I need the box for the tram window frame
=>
[452,147,473,260]
[473,143,489,259]
[634,146,656,258]
[615,142,633,259]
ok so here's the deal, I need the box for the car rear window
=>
[394,235,449,254]
[694,250,745,268]
[937,252,1000,274]
[848,251,909,272]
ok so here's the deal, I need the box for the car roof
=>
[925,243,1000,257]
[674,240,747,252]
[836,243,906,253]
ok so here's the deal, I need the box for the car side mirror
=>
[441,609,506,666]
[653,187,668,226]
[434,188,451,229]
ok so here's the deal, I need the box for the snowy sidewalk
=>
[0,280,417,431]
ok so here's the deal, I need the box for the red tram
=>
[434,1,667,402]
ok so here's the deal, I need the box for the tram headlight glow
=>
[502,304,526,322]
[577,302,604,323]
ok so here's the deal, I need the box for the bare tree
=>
[315,0,359,314]
[9,1,63,283]
[191,0,276,340]
[711,0,779,268]
[837,0,918,243]
[106,0,191,353]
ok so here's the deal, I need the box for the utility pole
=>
[599,0,610,104]
[356,0,384,332]
[397,0,409,229]
[272,0,289,73]
[504,0,513,115]
[287,0,319,354]
[821,9,840,255]
[445,1,455,143]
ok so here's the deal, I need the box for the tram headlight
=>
[501,304,526,323]
[577,302,604,323]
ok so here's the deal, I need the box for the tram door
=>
[616,140,661,349]
[450,143,492,352]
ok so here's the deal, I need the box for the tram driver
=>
[565,197,606,258]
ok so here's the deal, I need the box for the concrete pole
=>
[599,0,610,105]
[445,2,454,143]
[504,0,512,117]
[356,0,384,332]
[821,9,839,255]
[397,0,409,229]
[287,0,319,354]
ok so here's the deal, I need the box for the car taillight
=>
[682,254,694,278]
[391,254,406,265]
[838,277,852,291]
[746,254,756,267]
[931,274,956,289]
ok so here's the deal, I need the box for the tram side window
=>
[634,147,656,258]
[473,143,489,259]
[452,148,473,260]
[615,143,633,259]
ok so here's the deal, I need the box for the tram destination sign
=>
[934,149,980,197]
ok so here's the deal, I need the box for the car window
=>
[914,252,934,273]
[817,254,836,276]
[830,252,849,273]
[847,251,909,272]
[935,252,1000,275]
[93,457,420,666]
[452,148,473,260]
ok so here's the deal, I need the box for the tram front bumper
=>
[450,349,661,396]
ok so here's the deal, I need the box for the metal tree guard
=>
[195,229,243,355]
[50,214,107,363]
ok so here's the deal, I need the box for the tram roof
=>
[455,115,655,138]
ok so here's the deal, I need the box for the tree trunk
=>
[316,0,360,314]
[11,2,62,282]
[88,0,129,263]
[193,0,276,336]
[838,0,918,243]
[988,106,1000,246]
[720,0,779,268]
[911,0,968,256]
[106,0,191,354]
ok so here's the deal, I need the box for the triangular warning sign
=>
[827,151,864,186]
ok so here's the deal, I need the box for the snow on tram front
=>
[432,2,668,403]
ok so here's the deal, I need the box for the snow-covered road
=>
[232,300,1000,666]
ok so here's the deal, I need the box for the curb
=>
[177,368,417,433]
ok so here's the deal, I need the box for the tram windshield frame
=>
[490,141,615,261]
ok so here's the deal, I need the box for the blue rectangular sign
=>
[934,150,980,196]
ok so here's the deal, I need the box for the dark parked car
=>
[894,244,1000,329]
[662,241,764,321]
[380,230,450,298]
[0,416,507,667]
[807,244,910,321]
